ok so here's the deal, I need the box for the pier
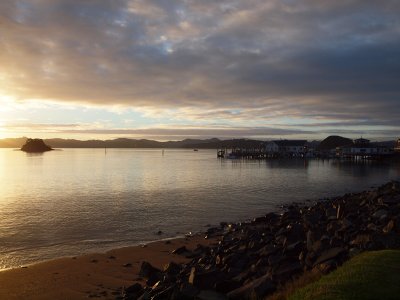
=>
[217,148,276,159]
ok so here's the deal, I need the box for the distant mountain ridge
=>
[317,136,353,151]
[0,136,396,150]
[0,137,263,149]
[0,137,28,148]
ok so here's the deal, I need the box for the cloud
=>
[3,121,398,141]
[0,0,399,135]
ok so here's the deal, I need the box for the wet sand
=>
[0,234,216,300]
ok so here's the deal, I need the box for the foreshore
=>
[1,181,400,300]
[0,235,216,299]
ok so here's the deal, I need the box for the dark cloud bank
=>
[1,0,399,137]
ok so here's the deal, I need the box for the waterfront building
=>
[395,139,400,153]
[265,140,307,157]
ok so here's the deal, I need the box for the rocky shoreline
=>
[122,181,400,299]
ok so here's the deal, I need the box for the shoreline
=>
[1,181,399,299]
[0,234,218,299]
[0,234,191,272]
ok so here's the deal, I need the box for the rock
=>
[150,286,175,299]
[259,244,279,257]
[284,241,303,255]
[367,223,378,231]
[197,290,228,300]
[383,219,395,234]
[214,280,242,294]
[163,262,181,275]
[227,275,275,299]
[285,223,305,244]
[137,290,151,300]
[274,261,302,282]
[139,261,161,279]
[192,244,208,256]
[348,247,361,258]
[313,259,336,274]
[172,246,191,255]
[125,283,143,294]
[340,218,353,230]
[253,216,267,224]
[178,283,200,298]
[268,254,282,266]
[146,274,161,287]
[372,209,388,220]
[372,232,400,248]
[306,230,314,251]
[326,221,340,235]
[124,283,144,299]
[366,191,379,203]
[351,234,372,249]
[303,211,323,228]
[189,268,226,290]
[311,238,330,253]
[325,208,337,220]
[313,247,346,267]
[336,203,344,219]
[21,138,53,153]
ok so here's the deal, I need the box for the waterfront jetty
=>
[217,136,397,160]
[217,147,268,159]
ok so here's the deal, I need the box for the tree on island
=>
[21,138,53,153]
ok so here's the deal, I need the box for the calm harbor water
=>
[0,148,399,269]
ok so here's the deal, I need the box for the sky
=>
[0,0,399,141]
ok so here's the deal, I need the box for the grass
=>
[267,270,323,300]
[288,250,400,300]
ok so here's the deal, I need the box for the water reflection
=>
[330,159,392,178]
[0,149,399,269]
[25,152,45,157]
[265,158,309,169]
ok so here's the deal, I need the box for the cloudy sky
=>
[0,0,399,141]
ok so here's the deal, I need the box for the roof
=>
[354,138,370,144]
[341,143,377,149]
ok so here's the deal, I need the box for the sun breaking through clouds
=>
[0,0,399,140]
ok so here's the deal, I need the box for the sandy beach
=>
[0,235,215,300]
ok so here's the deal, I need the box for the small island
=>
[21,138,53,153]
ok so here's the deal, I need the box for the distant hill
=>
[318,136,353,151]
[0,137,265,149]
[1,136,396,150]
[185,139,266,149]
[0,137,28,148]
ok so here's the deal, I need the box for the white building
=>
[265,140,307,157]
[339,138,393,157]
